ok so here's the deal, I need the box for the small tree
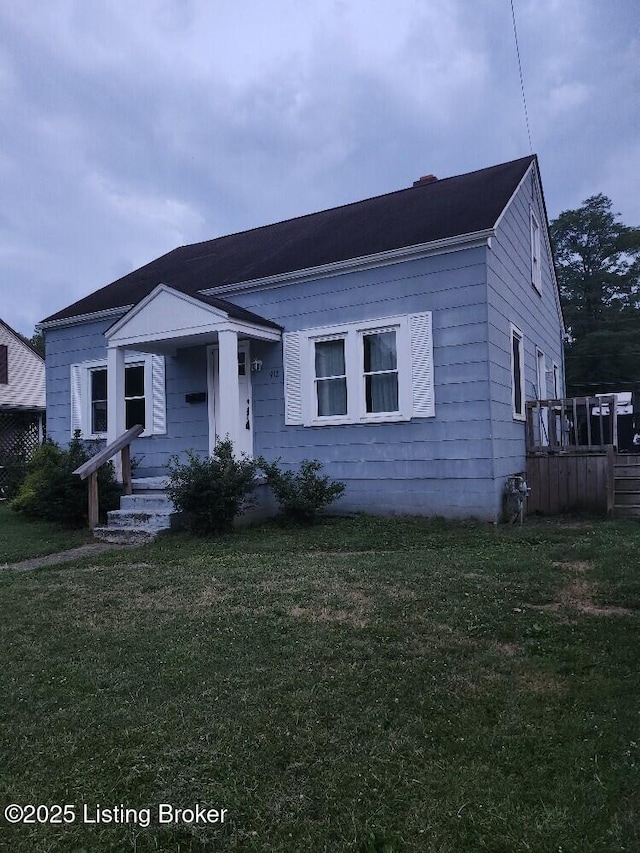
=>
[259,458,345,524]
[167,439,258,535]
[551,194,640,395]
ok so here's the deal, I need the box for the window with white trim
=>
[283,312,434,426]
[314,337,348,417]
[363,330,399,414]
[530,209,542,293]
[71,353,166,438]
[511,324,525,420]
[90,368,108,434]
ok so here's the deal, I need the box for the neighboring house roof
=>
[0,318,46,412]
[42,155,537,325]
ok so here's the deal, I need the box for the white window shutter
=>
[283,332,303,425]
[70,363,84,436]
[151,355,166,434]
[410,312,435,417]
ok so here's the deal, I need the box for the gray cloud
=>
[0,0,638,335]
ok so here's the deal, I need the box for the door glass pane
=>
[238,351,246,376]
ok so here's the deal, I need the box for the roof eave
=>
[200,229,496,298]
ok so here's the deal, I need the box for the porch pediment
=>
[105,284,281,350]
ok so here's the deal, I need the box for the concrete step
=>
[120,493,175,511]
[93,526,159,545]
[132,477,169,492]
[107,508,175,531]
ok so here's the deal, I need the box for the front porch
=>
[104,284,282,479]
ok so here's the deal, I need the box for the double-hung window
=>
[284,312,434,426]
[90,368,108,434]
[314,338,348,417]
[511,324,525,420]
[89,364,146,435]
[362,330,399,414]
[530,209,542,293]
[72,353,165,439]
[124,364,146,430]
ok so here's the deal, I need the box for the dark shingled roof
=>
[43,155,536,324]
[180,291,283,330]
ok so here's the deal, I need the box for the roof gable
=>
[105,285,281,350]
[0,319,45,410]
[42,155,536,325]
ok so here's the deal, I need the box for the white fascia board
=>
[199,230,494,298]
[38,305,131,332]
[107,318,281,350]
[229,320,281,342]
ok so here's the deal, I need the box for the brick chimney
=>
[413,174,438,186]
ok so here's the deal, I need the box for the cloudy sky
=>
[1,0,638,337]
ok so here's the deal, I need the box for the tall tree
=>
[550,194,640,395]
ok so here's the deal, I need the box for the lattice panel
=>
[0,411,44,495]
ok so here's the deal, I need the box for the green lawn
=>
[0,502,90,564]
[0,516,638,852]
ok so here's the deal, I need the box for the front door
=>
[208,341,253,457]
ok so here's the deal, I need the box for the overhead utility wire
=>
[510,0,533,153]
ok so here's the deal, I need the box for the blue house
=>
[40,155,564,523]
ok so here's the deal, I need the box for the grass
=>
[0,515,638,852]
[0,502,90,564]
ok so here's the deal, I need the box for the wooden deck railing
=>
[526,395,618,454]
[73,424,144,529]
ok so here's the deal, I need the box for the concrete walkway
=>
[0,542,134,572]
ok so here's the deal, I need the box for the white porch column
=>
[216,329,240,447]
[107,345,126,481]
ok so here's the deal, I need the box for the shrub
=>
[0,441,30,500]
[167,439,258,535]
[12,432,121,527]
[258,458,346,524]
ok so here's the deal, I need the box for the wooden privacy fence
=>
[525,397,619,516]
[526,447,615,516]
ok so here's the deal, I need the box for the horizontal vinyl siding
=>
[45,321,113,444]
[487,167,565,500]
[228,248,497,519]
[45,323,209,473]
[45,245,503,518]
[0,324,45,410]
